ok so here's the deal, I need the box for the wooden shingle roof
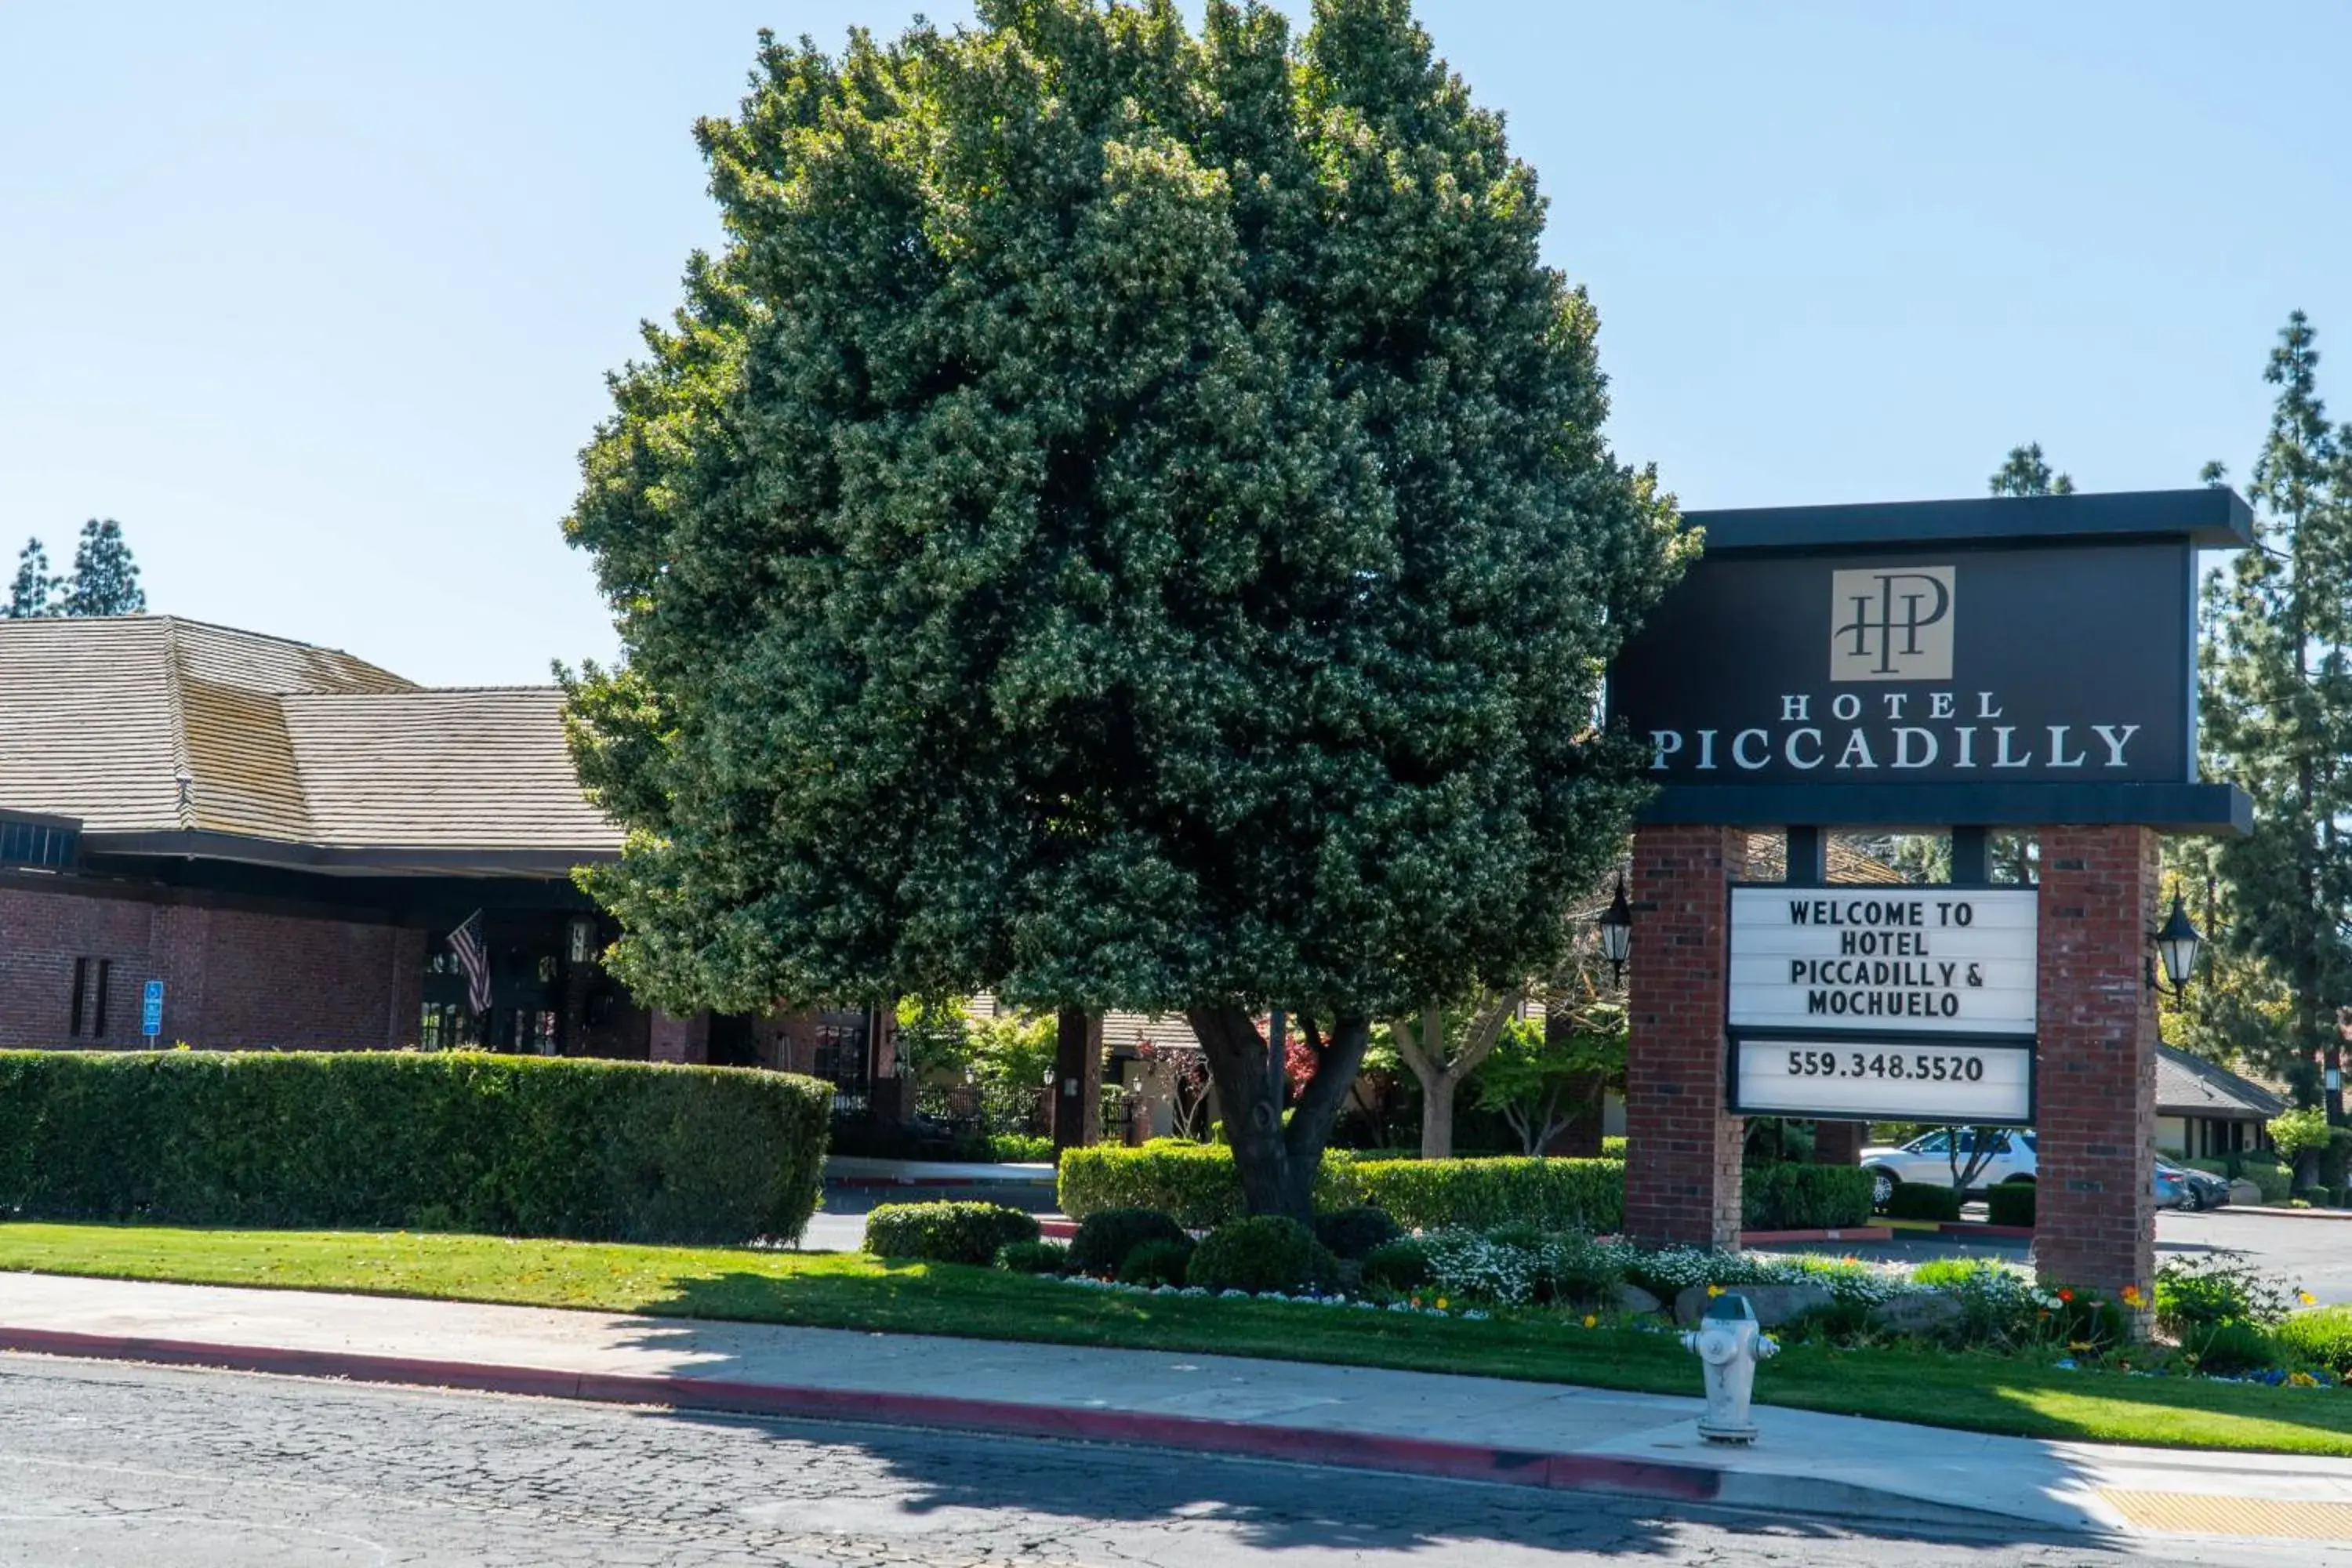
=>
[0,616,619,870]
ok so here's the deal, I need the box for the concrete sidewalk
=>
[1,1270,2347,1551]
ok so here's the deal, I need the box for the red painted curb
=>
[0,1325,1722,1505]
[1737,1226,1893,1245]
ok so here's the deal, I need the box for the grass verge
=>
[1,1221,2347,1457]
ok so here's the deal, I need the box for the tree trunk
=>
[1419,1082,1456,1161]
[1189,1004,1371,1221]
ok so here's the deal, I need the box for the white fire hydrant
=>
[1681,1291,1778,1444]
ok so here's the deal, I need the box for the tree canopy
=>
[562,0,1686,1215]
[2198,310,2352,1116]
[3,521,146,619]
[1987,442,2073,498]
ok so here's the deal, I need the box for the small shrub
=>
[2183,1319,2279,1376]
[985,1134,1054,1163]
[2274,1306,2352,1374]
[2155,1251,2292,1337]
[1742,1164,1873,1229]
[1361,1236,1433,1293]
[1537,1232,1628,1307]
[2241,1160,2294,1204]
[994,1239,1071,1275]
[1883,1182,1962,1223]
[1313,1205,1405,1260]
[863,1202,1040,1265]
[1600,1135,1628,1159]
[1068,1207,1189,1276]
[1188,1216,1341,1295]
[1984,1183,2036,1228]
[1117,1237,1196,1287]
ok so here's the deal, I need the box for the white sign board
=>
[1731,1036,2034,1123]
[1729,887,2038,1036]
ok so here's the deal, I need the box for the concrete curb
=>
[0,1325,2018,1533]
[2221,1204,2352,1222]
[1738,1226,1893,1245]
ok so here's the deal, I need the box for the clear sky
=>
[5,2,2347,686]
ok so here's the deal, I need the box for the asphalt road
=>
[0,1355,2255,1567]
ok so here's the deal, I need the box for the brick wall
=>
[2033,826,2159,1313]
[1624,825,1747,1248]
[0,879,417,1051]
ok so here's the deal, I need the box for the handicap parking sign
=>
[141,979,164,1037]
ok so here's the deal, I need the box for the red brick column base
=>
[1624,826,1746,1250]
[1812,1120,1865,1167]
[2033,826,2159,1324]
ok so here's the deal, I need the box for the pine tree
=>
[2199,310,2352,1118]
[1988,443,2074,497]
[5,539,55,618]
[56,519,146,617]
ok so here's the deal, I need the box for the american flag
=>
[447,910,492,1015]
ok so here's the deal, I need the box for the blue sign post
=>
[141,979,164,1039]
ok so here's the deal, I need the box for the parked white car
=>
[1860,1128,2038,1208]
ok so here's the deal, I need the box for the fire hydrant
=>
[1681,1291,1778,1444]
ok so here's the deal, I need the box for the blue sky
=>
[4,2,2346,685]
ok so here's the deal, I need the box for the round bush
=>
[1068,1207,1189,1276]
[863,1201,1040,1265]
[1185,1216,1341,1296]
[1362,1237,1433,1293]
[1117,1237,1196,1287]
[994,1239,1071,1276]
[1312,1205,1404,1261]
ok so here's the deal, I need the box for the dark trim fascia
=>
[0,865,409,927]
[1637,782,2251,834]
[0,807,82,832]
[81,829,619,878]
[1682,488,2254,554]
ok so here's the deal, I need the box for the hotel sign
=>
[1727,887,2038,1123]
[1608,543,2194,788]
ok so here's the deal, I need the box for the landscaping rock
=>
[2230,1178,2264,1207]
[1869,1291,1969,1340]
[1671,1283,1832,1327]
[1615,1283,1664,1316]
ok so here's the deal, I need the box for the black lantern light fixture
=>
[2148,888,2205,997]
[1596,874,1635,984]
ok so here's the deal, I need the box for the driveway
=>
[1775,1207,2352,1305]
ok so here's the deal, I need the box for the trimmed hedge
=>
[1058,1145,1627,1234]
[1985,1182,2036,1228]
[1884,1181,1963,1223]
[2276,1306,2352,1374]
[1058,1144,1352,1228]
[864,1201,1040,1265]
[1348,1156,1624,1233]
[1740,1164,1872,1230]
[0,1049,829,1245]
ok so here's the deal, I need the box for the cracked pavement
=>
[0,1354,2270,1566]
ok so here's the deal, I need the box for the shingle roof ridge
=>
[281,684,564,698]
[158,619,198,829]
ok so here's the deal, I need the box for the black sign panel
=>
[1608,543,2193,787]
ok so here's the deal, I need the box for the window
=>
[524,1010,559,1055]
[418,1003,476,1051]
[68,957,111,1040]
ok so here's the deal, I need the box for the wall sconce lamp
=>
[2148,890,2204,998]
[1596,874,1635,984]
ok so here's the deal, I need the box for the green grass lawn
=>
[1,1221,2348,1457]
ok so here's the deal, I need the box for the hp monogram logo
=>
[1831,566,1955,682]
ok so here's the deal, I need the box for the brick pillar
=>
[2034,826,2158,1321]
[1624,826,1747,1249]
[1053,1008,1104,1153]
[1813,1120,1865,1166]
[649,1008,710,1064]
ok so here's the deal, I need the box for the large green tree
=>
[562,0,1686,1218]
[5,539,53,617]
[2199,310,2352,1119]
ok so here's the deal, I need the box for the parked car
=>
[1860,1128,2038,1208]
[2157,1158,2231,1211]
[2154,1161,2189,1210]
